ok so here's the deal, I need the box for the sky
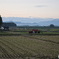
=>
[0,0,59,18]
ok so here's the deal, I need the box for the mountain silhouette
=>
[2,17,59,26]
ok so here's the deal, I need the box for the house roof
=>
[2,22,17,27]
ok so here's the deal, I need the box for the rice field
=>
[0,35,59,59]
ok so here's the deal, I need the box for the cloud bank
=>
[35,5,47,8]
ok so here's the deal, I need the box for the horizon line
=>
[2,16,59,19]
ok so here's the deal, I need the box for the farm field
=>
[0,30,59,35]
[0,35,59,59]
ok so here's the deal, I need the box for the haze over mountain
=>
[2,17,59,26]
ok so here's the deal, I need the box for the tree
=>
[50,24,55,27]
[0,15,3,28]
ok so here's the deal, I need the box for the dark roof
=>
[2,22,17,27]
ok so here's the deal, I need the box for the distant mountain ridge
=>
[37,19,59,26]
[2,17,59,26]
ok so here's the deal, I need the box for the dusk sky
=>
[0,0,59,18]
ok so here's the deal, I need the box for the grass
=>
[0,31,59,36]
[0,28,59,35]
[0,35,59,59]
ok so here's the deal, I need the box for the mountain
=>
[39,19,59,26]
[15,22,39,26]
[2,17,51,23]
[2,17,59,26]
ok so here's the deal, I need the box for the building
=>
[2,22,17,31]
[2,22,17,27]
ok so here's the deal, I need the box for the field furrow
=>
[0,35,59,58]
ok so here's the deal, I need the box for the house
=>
[2,22,17,27]
[2,22,17,31]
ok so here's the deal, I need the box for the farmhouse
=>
[2,22,17,31]
[2,22,16,27]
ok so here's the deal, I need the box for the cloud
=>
[35,5,47,8]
